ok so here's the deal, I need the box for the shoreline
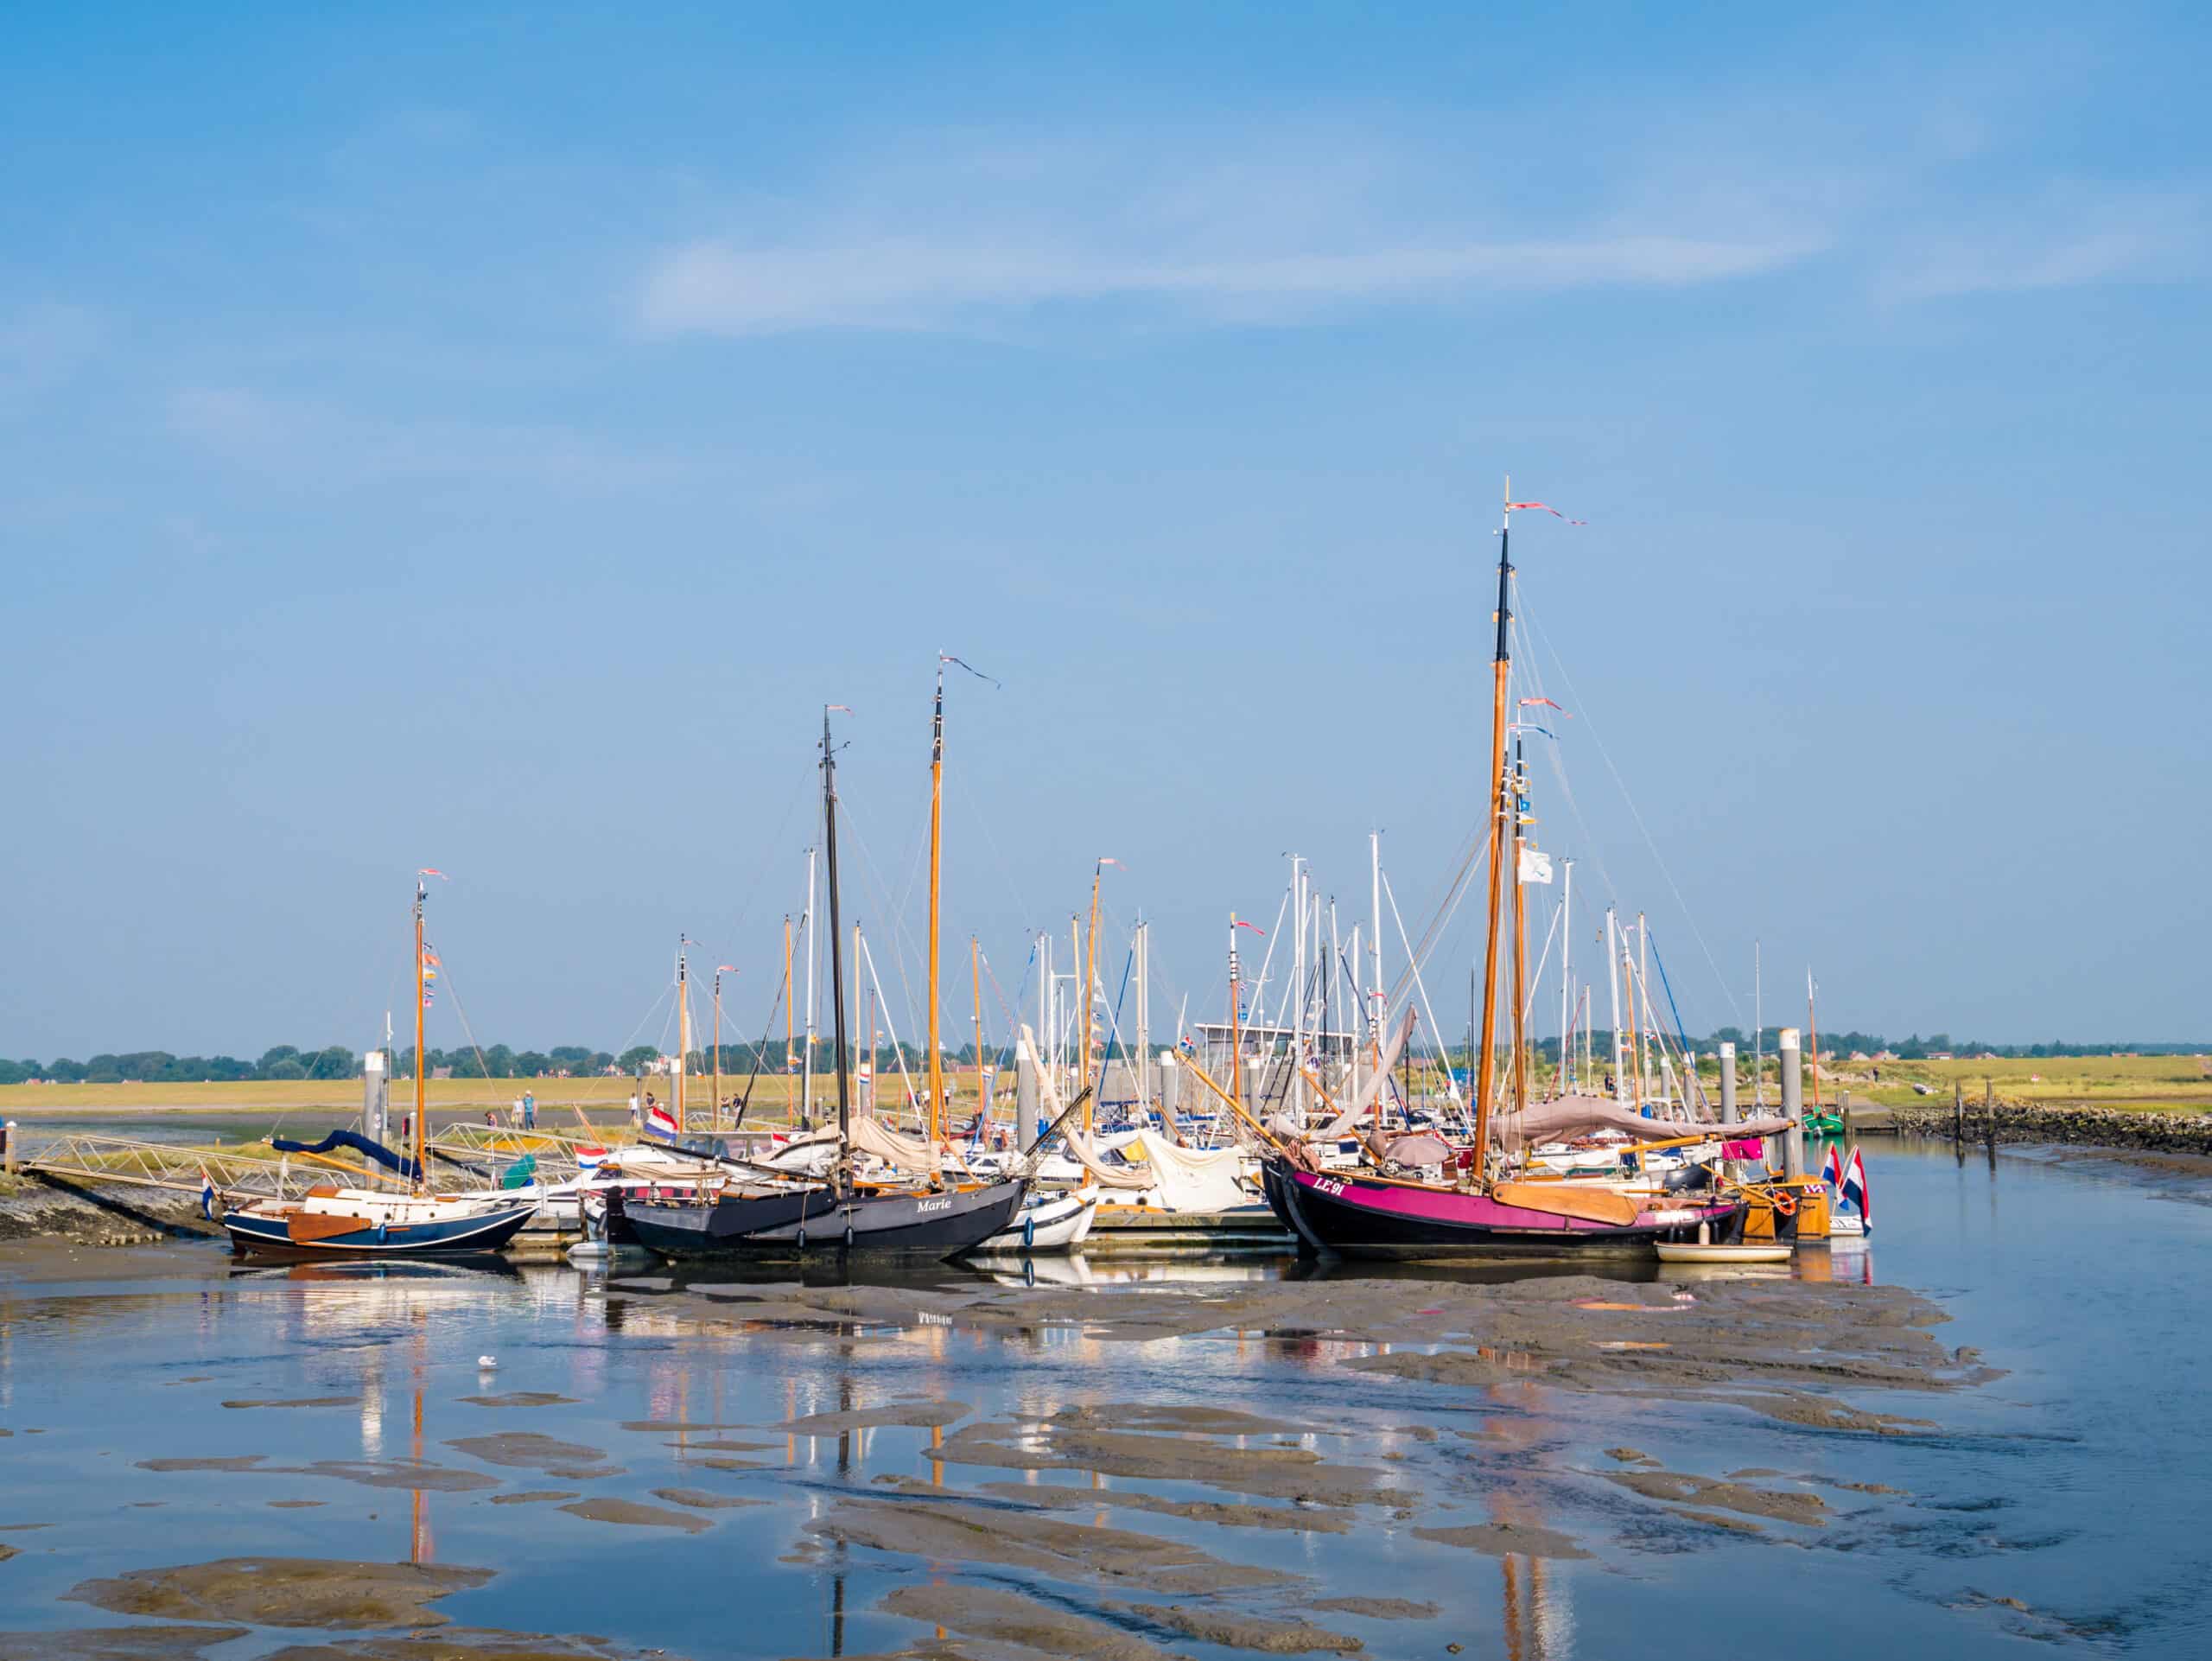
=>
[1885,1102,2212,1155]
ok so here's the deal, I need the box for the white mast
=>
[1557,858,1574,1098]
[1606,906,1626,1104]
[1637,912,1652,1104]
[1368,832,1384,1059]
[801,846,817,1123]
[1133,918,1148,1112]
[1326,897,1341,1091]
[1754,938,1764,1108]
[1288,854,1305,1120]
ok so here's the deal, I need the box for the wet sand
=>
[5,1154,2139,1661]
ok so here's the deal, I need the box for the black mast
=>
[822,705,854,1193]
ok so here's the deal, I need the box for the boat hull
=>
[975,1188,1099,1255]
[1269,1158,1741,1258]
[222,1200,537,1259]
[628,1181,1027,1260]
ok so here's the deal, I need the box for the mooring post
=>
[1015,1046,1039,1149]
[1984,1077,1998,1155]
[1953,1080,1964,1142]
[1718,1041,1739,1179]
[2,1119,14,1175]
[1778,1028,1806,1178]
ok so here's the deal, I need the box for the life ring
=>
[1770,1188,1797,1217]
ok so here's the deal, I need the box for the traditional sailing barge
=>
[221,875,538,1257]
[1262,487,1771,1257]
[625,680,1025,1261]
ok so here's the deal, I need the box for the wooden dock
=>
[1085,1204,1290,1253]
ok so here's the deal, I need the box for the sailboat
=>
[221,875,538,1257]
[623,683,1027,1258]
[1263,487,1771,1257]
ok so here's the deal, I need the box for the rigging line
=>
[949,766,1034,939]
[720,765,810,978]
[857,931,923,1130]
[1100,940,1136,1099]
[734,970,788,1115]
[433,966,498,1091]
[840,785,928,1045]
[1508,601,1626,916]
[1381,869,1466,1110]
[1521,595,1745,1024]
[608,983,675,1065]
[1386,826,1489,1010]
[1522,898,1563,1027]
[1647,932,1694,1052]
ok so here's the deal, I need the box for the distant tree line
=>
[7,1028,2201,1091]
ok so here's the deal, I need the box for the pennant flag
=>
[1518,697,1571,716]
[938,652,1001,689]
[1516,847,1555,885]
[1506,501,1587,524]
[716,964,737,975]
[418,868,449,880]
[1233,919,1267,936]
[422,951,441,968]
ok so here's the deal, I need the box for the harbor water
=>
[2,1139,2207,1658]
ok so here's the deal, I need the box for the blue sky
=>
[3,3,2206,1060]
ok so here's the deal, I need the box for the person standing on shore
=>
[523,1090,536,1130]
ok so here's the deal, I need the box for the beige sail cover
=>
[848,1115,941,1180]
[1129,1130,1250,1212]
[1318,1009,1419,1140]
[1062,1129,1154,1190]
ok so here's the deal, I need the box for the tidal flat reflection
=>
[2,1142,2207,1658]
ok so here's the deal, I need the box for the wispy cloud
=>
[642,233,1813,335]
[636,125,1825,337]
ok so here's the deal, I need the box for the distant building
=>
[1929,1052,1955,1061]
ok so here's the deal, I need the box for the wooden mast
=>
[1510,741,1529,1119]
[1472,480,1516,1174]
[412,876,428,1193]
[822,704,854,1189]
[676,936,689,1134]
[925,661,947,1146]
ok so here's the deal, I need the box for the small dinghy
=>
[1654,1241,1792,1263]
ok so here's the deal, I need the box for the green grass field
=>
[0,1068,983,1123]
[1808,1053,2212,1114]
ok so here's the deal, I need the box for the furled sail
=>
[270,1128,422,1182]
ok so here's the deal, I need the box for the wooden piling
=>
[1952,1081,1964,1142]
